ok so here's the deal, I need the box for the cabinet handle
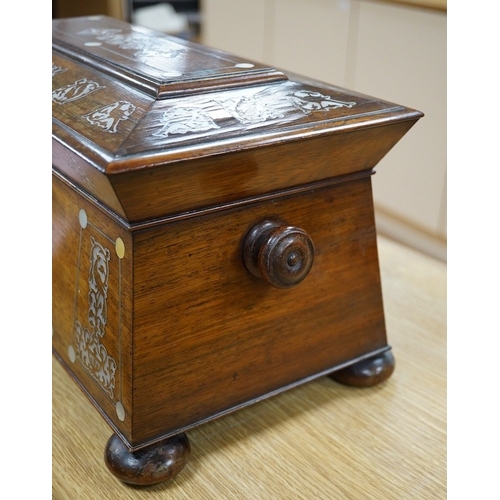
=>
[243,219,314,289]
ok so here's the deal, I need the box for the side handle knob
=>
[243,219,314,289]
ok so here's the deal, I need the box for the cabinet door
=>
[348,0,446,257]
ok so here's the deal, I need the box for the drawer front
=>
[131,176,387,446]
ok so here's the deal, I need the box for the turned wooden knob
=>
[243,219,314,289]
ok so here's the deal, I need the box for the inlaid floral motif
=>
[151,86,358,139]
[215,93,285,124]
[52,78,106,105]
[75,236,117,398]
[286,90,356,113]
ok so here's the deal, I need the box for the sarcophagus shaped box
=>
[52,15,422,485]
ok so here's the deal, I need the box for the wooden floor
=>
[52,236,446,499]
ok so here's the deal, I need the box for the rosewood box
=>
[52,16,422,485]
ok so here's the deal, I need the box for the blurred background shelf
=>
[52,1,201,40]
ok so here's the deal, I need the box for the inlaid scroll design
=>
[52,78,106,104]
[52,63,67,77]
[75,236,117,397]
[77,28,185,71]
[83,101,137,134]
[153,86,358,138]
[215,89,354,125]
[153,107,219,137]
[215,94,285,124]
[286,90,356,113]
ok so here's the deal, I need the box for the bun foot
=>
[329,350,395,388]
[104,433,190,486]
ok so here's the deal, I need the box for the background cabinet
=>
[201,0,447,261]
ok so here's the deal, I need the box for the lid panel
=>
[52,16,287,98]
[119,80,403,160]
[52,16,422,176]
[52,16,423,223]
[52,52,154,159]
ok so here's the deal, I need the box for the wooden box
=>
[52,16,422,485]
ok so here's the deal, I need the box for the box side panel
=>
[52,174,134,440]
[130,176,387,446]
[52,139,126,220]
[111,121,416,223]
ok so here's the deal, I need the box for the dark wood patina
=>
[52,15,422,485]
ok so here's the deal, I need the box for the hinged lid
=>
[52,16,288,99]
[52,16,423,224]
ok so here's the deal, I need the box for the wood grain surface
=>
[376,0,447,12]
[53,236,446,499]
